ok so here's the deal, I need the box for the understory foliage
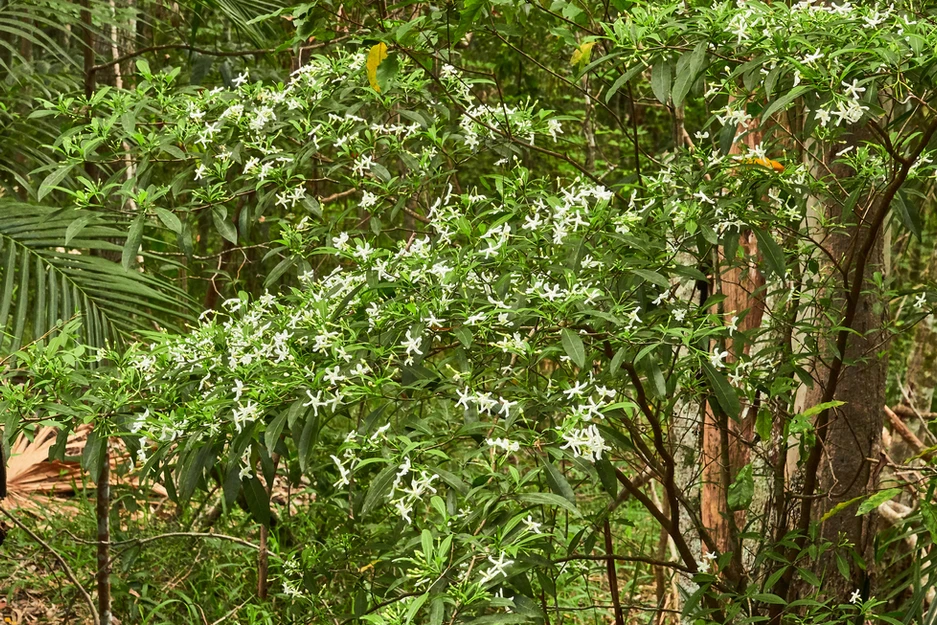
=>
[3,0,937,624]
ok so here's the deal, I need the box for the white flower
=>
[480,552,514,584]
[915,292,927,310]
[194,163,209,181]
[849,589,862,604]
[238,462,253,480]
[360,191,378,209]
[560,424,609,462]
[710,349,730,369]
[332,232,351,251]
[352,154,374,176]
[249,105,276,131]
[331,454,351,488]
[486,437,520,453]
[401,329,424,364]
[232,400,259,432]
[547,119,563,141]
[455,386,474,410]
[232,71,249,87]
[304,389,327,415]
[440,63,458,80]
[726,314,739,336]
[522,515,542,534]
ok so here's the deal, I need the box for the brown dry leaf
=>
[4,426,166,511]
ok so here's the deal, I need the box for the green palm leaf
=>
[0,201,196,350]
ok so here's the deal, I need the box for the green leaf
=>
[212,206,238,244]
[376,54,399,92]
[752,593,787,605]
[702,361,740,419]
[755,407,772,441]
[243,475,271,526]
[921,500,937,541]
[893,190,922,242]
[753,228,785,277]
[155,208,183,234]
[65,215,93,246]
[605,63,644,104]
[542,459,576,503]
[122,215,145,270]
[727,463,753,511]
[633,268,670,289]
[298,412,318,471]
[454,326,472,348]
[761,85,811,122]
[405,592,429,624]
[264,411,288,454]
[361,463,397,516]
[454,0,485,42]
[594,458,619,496]
[856,487,902,516]
[560,328,586,369]
[799,400,845,419]
[37,163,76,201]
[671,41,706,108]
[609,347,626,376]
[650,58,673,105]
[519,492,581,517]
[430,597,445,625]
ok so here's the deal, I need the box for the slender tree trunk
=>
[96,444,112,625]
[257,453,280,599]
[701,123,765,566]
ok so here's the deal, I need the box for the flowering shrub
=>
[5,0,937,623]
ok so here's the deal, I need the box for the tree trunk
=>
[806,145,886,601]
[96,444,112,625]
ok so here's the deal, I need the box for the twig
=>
[552,553,692,574]
[885,405,933,461]
[210,598,252,625]
[68,530,261,551]
[88,36,349,76]
[0,506,99,625]
[320,188,358,204]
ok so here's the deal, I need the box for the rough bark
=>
[701,121,765,564]
[806,146,886,601]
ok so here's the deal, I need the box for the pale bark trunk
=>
[806,144,886,601]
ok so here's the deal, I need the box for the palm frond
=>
[0,201,196,350]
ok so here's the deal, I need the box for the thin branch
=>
[553,552,693,574]
[68,530,260,551]
[0,506,99,625]
[88,36,350,76]
[885,405,933,461]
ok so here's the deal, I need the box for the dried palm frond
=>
[3,425,166,511]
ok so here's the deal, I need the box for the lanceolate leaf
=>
[671,41,707,108]
[560,328,587,369]
[651,57,673,105]
[122,214,145,270]
[702,361,740,419]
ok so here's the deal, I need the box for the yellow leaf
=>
[740,156,784,172]
[366,43,388,92]
[570,41,596,68]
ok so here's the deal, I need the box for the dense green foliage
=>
[3,1,937,624]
